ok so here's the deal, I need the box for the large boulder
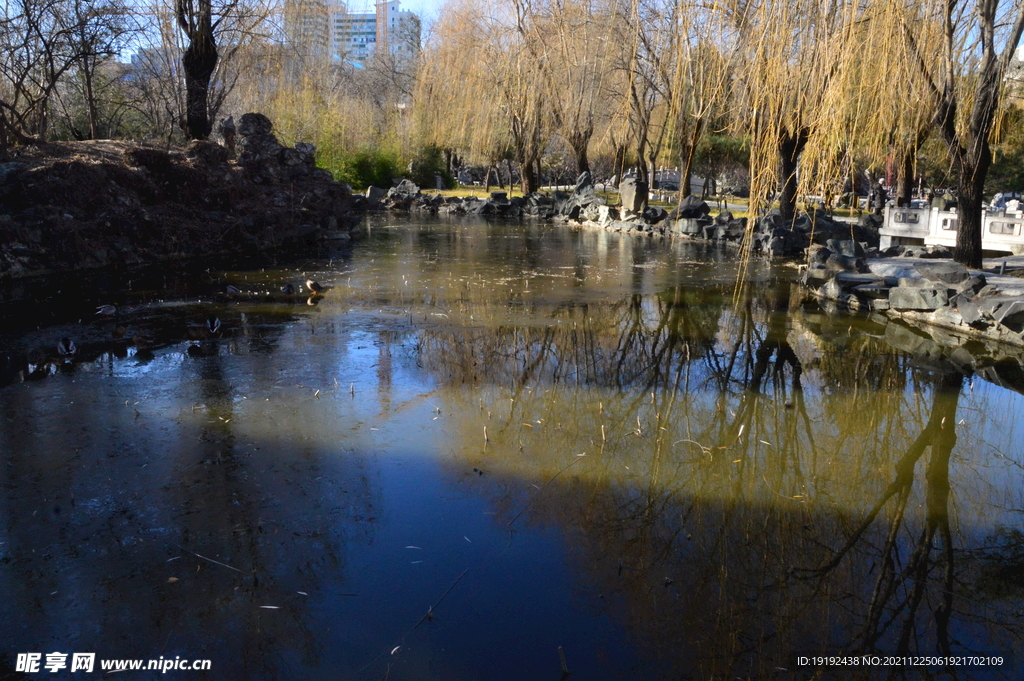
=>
[889,287,949,310]
[619,177,648,214]
[185,140,229,165]
[237,112,273,136]
[388,179,420,198]
[673,194,710,219]
[558,171,605,217]
[912,261,971,286]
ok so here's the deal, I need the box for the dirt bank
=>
[0,115,362,281]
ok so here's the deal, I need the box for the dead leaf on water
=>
[167,577,178,583]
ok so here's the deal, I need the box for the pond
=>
[1,217,1022,679]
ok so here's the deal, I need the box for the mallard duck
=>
[306,279,324,295]
[225,285,241,295]
[57,337,77,357]
[206,316,222,335]
[281,283,296,295]
[96,304,117,317]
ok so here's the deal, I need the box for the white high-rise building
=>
[284,0,331,58]
[329,0,419,67]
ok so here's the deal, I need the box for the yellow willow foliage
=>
[797,0,1024,205]
[414,0,536,163]
[230,55,406,155]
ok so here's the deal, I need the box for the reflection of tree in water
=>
[0,330,381,680]
[408,281,1023,678]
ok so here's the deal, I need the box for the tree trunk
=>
[521,157,539,194]
[896,151,914,207]
[679,117,703,198]
[954,150,990,268]
[84,57,99,139]
[568,126,592,176]
[778,128,808,224]
[614,145,625,187]
[182,28,218,140]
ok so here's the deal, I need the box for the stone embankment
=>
[801,245,1024,348]
[0,113,361,280]
[363,171,886,257]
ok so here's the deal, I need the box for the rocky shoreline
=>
[364,171,884,257]
[800,246,1024,348]
[0,113,362,282]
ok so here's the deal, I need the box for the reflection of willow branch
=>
[613,294,646,389]
[806,374,962,578]
[505,456,585,529]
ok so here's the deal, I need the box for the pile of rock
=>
[235,113,324,183]
[802,254,1024,347]
[361,179,559,218]
[0,112,361,279]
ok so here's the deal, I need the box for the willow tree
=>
[509,0,621,176]
[728,0,854,223]
[896,0,1024,267]
[663,14,733,198]
[794,0,940,214]
[415,0,549,192]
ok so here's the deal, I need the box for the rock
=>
[992,298,1024,327]
[859,214,884,230]
[953,274,987,296]
[619,177,648,214]
[825,253,866,273]
[897,277,934,288]
[185,140,229,165]
[597,205,619,226]
[0,162,27,187]
[715,210,734,224]
[834,272,882,289]
[673,194,710,219]
[558,172,605,217]
[644,206,668,224]
[806,244,831,265]
[366,186,386,203]
[280,147,307,166]
[237,112,273,136]
[674,218,704,235]
[922,245,954,259]
[238,133,283,166]
[573,171,594,194]
[826,239,864,258]
[852,284,891,299]
[293,142,316,164]
[388,179,420,198]
[803,264,831,285]
[123,147,173,169]
[889,287,949,310]
[490,191,507,201]
[912,261,971,285]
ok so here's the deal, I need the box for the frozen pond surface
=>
[1,217,1023,679]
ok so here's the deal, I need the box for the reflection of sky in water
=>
[1,218,1023,679]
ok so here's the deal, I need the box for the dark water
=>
[1,218,1023,680]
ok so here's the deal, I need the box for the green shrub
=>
[316,145,402,190]
[409,145,456,190]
